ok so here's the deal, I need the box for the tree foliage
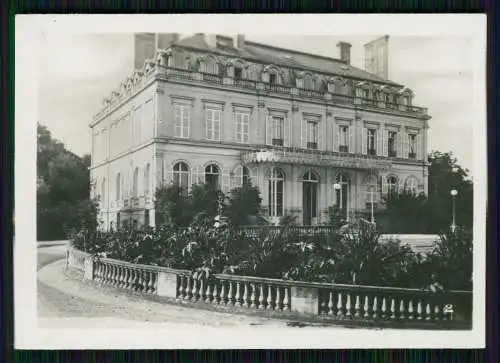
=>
[224,182,264,226]
[381,151,473,234]
[37,123,98,240]
[154,182,264,227]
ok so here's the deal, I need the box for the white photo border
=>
[15,14,487,349]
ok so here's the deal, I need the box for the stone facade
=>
[89,33,430,230]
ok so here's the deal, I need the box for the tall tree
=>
[381,151,473,234]
[426,151,473,233]
[37,123,98,240]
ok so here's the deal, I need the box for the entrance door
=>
[302,171,318,225]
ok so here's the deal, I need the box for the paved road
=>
[37,245,330,329]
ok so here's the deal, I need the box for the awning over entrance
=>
[241,148,393,171]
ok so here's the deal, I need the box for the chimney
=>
[134,33,156,70]
[204,34,217,48]
[337,41,352,65]
[364,35,389,79]
[155,33,179,50]
[233,34,245,50]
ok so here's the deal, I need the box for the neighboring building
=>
[90,33,430,229]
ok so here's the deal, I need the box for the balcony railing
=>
[158,67,429,117]
[241,145,393,170]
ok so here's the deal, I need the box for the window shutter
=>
[244,114,250,143]
[362,127,368,155]
[397,132,402,158]
[202,109,208,139]
[234,113,240,142]
[416,132,422,160]
[376,129,382,156]
[184,108,190,138]
[262,71,270,83]
[215,109,221,141]
[402,132,409,159]
[301,119,307,148]
[381,176,388,196]
[333,124,338,152]
[266,115,272,145]
[319,120,325,150]
[284,118,291,147]
[349,126,354,153]
[383,129,388,157]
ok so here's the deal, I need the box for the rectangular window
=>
[174,104,190,138]
[408,134,417,159]
[388,131,397,157]
[235,112,250,143]
[272,116,284,146]
[206,108,221,141]
[367,128,377,155]
[339,126,349,153]
[306,120,318,149]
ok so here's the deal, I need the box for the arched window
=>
[303,170,318,182]
[232,165,251,187]
[232,61,245,80]
[173,162,190,192]
[144,164,150,195]
[116,173,121,201]
[101,178,106,204]
[387,175,398,195]
[133,167,139,197]
[405,176,419,195]
[205,164,221,189]
[264,67,280,85]
[268,167,285,217]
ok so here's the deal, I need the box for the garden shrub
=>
[69,219,472,291]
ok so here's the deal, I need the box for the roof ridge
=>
[244,39,346,64]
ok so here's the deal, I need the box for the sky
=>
[38,33,474,173]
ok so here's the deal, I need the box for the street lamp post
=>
[370,186,375,224]
[450,189,458,233]
[333,183,342,221]
[333,183,342,207]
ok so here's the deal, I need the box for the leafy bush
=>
[68,218,469,290]
[426,227,473,291]
[224,182,263,226]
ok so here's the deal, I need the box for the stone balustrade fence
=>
[66,247,472,329]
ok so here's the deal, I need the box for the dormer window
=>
[269,73,277,85]
[234,67,243,79]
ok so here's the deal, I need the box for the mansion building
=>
[90,33,430,229]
